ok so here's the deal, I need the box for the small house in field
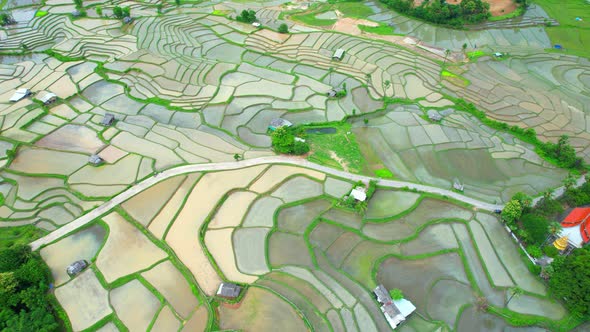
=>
[327,87,344,98]
[373,284,416,330]
[9,88,31,102]
[40,92,57,105]
[453,178,464,192]
[101,113,115,126]
[89,154,103,165]
[493,52,503,57]
[427,110,442,122]
[217,282,241,299]
[252,22,261,27]
[332,48,345,61]
[350,187,367,202]
[268,118,292,131]
[66,260,88,277]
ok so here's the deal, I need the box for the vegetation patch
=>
[0,225,46,249]
[374,168,394,179]
[358,23,396,35]
[333,2,374,18]
[35,11,49,17]
[305,123,366,174]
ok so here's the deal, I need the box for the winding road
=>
[30,155,521,250]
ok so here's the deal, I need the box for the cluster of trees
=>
[0,12,16,26]
[549,247,590,317]
[113,6,131,19]
[544,135,585,170]
[379,0,490,27]
[270,127,309,155]
[236,9,256,23]
[0,245,59,331]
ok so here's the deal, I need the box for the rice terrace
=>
[1,0,590,330]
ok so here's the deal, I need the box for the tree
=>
[95,5,102,16]
[521,214,550,245]
[443,49,451,66]
[501,200,522,225]
[113,6,123,18]
[122,6,130,18]
[511,192,532,209]
[462,43,467,53]
[157,3,163,14]
[73,0,83,9]
[175,0,180,6]
[383,80,391,97]
[549,248,590,316]
[389,288,403,300]
[547,222,562,236]
[563,172,577,189]
[0,12,16,26]
[506,286,523,305]
[278,23,289,34]
[363,118,369,125]
[233,153,241,161]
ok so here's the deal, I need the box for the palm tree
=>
[548,222,562,236]
[443,49,451,66]
[506,287,523,306]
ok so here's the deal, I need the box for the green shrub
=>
[543,245,559,258]
[278,23,289,33]
[95,5,102,16]
[527,245,542,259]
[35,10,48,17]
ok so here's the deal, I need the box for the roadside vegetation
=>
[0,245,60,331]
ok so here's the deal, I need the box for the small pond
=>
[306,127,336,134]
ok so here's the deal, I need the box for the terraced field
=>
[34,166,565,330]
[0,0,588,330]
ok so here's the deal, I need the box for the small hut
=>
[123,16,133,24]
[427,110,442,122]
[40,92,57,105]
[327,87,344,98]
[268,118,292,131]
[453,178,464,192]
[332,49,345,61]
[350,187,367,202]
[66,260,88,277]
[89,154,103,165]
[373,284,416,330]
[9,88,31,102]
[101,113,115,126]
[217,282,241,299]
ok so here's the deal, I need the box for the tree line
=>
[379,0,490,27]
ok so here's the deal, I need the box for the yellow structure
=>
[553,236,569,251]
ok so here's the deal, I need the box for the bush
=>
[95,5,102,16]
[527,245,542,259]
[0,12,16,26]
[521,213,550,246]
[278,23,289,33]
[543,245,559,258]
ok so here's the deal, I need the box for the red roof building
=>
[561,207,590,227]
[560,208,590,247]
